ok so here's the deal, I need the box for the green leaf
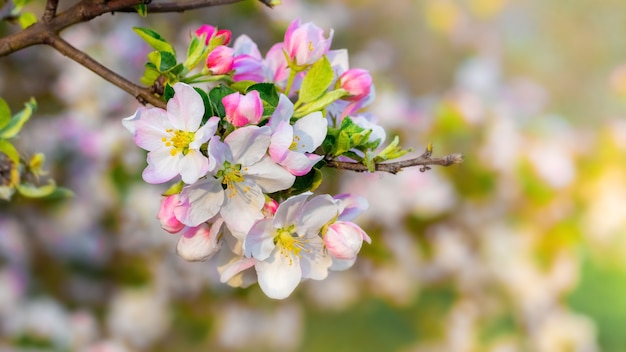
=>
[140,63,161,86]
[193,88,213,124]
[133,27,176,55]
[294,89,348,118]
[208,85,236,118]
[0,140,19,164]
[298,56,334,104]
[17,180,57,198]
[231,80,257,93]
[374,136,408,162]
[163,181,184,196]
[0,97,10,130]
[334,130,352,156]
[184,36,208,70]
[247,83,279,107]
[18,12,36,28]
[148,51,178,72]
[0,98,36,139]
[135,3,147,17]
[290,167,323,195]
[164,84,175,102]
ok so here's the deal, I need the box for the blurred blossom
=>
[107,287,170,349]
[215,302,302,350]
[526,139,576,189]
[533,310,598,352]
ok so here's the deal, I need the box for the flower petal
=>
[175,179,224,226]
[292,111,327,152]
[220,180,265,237]
[268,94,294,130]
[225,126,271,165]
[297,194,339,237]
[243,219,276,260]
[245,157,295,193]
[143,148,181,184]
[125,107,170,151]
[178,149,209,184]
[255,250,302,300]
[189,116,219,150]
[277,150,322,176]
[273,193,310,229]
[167,82,205,131]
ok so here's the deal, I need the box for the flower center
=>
[216,161,250,198]
[274,225,309,265]
[163,129,195,156]
[289,135,301,151]
[308,41,314,52]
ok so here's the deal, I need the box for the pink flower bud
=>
[195,25,231,46]
[324,221,371,260]
[263,197,279,217]
[339,69,372,101]
[206,45,234,75]
[284,18,333,67]
[222,91,263,127]
[157,194,185,233]
[176,221,222,261]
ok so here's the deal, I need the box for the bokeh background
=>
[2,0,626,350]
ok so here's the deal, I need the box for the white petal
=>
[292,111,327,152]
[269,121,293,163]
[220,180,264,236]
[273,193,310,229]
[175,179,224,226]
[245,157,295,193]
[126,108,171,151]
[255,250,302,300]
[167,83,205,131]
[225,126,271,165]
[268,94,295,130]
[178,150,209,184]
[278,150,322,176]
[143,148,181,184]
[299,237,332,280]
[189,116,219,149]
[243,219,276,260]
[298,194,340,237]
[329,257,357,271]
[219,257,256,283]
[208,136,230,173]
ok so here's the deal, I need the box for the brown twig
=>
[42,0,59,23]
[43,32,166,108]
[117,0,246,13]
[325,147,463,174]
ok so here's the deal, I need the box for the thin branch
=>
[116,0,245,13]
[42,0,59,23]
[325,147,463,174]
[43,32,166,108]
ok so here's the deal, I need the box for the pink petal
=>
[167,83,205,131]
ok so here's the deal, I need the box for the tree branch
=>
[42,0,59,23]
[325,147,463,174]
[43,32,166,108]
[116,0,246,13]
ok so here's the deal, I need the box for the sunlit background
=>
[2,0,626,350]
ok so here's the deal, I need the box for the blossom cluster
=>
[123,19,406,299]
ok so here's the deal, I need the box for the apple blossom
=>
[176,218,223,262]
[222,91,263,127]
[284,18,334,67]
[122,82,219,184]
[232,34,265,82]
[174,126,295,237]
[263,42,290,88]
[243,193,340,299]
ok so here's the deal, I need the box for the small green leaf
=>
[163,181,184,196]
[0,98,36,140]
[135,3,147,17]
[208,85,236,118]
[298,56,334,104]
[140,63,161,86]
[294,89,348,118]
[193,88,213,124]
[17,180,57,198]
[164,84,175,102]
[334,130,352,156]
[18,12,36,28]
[158,51,177,72]
[0,140,19,164]
[133,27,176,55]
[247,83,279,107]
[374,136,408,162]
[184,36,208,70]
[0,97,11,130]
